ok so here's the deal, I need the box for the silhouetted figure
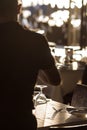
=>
[0,0,61,129]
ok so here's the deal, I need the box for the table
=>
[33,100,87,130]
[59,65,84,96]
[36,61,85,103]
[54,45,86,97]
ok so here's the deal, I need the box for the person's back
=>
[0,21,39,130]
[0,0,61,129]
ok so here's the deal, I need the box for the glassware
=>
[34,85,47,107]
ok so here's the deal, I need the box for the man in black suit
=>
[0,0,61,129]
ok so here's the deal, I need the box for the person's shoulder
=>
[23,26,45,40]
[18,23,48,45]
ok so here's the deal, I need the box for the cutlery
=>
[51,107,64,119]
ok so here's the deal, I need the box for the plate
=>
[66,107,87,118]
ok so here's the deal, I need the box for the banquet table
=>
[36,61,85,103]
[58,63,84,96]
[33,99,87,130]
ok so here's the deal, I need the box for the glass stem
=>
[40,87,43,94]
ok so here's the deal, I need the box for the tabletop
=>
[33,99,87,130]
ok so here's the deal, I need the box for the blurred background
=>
[19,0,87,49]
[18,0,87,102]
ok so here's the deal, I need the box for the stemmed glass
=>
[34,85,47,107]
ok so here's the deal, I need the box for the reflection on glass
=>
[34,85,47,107]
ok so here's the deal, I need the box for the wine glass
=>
[34,85,47,107]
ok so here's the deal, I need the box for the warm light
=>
[81,48,87,57]
[71,19,81,28]
[72,61,78,70]
[83,0,87,5]
[56,0,63,8]
[48,19,55,27]
[72,0,82,8]
[36,29,45,34]
[22,0,31,7]
[75,0,82,8]
[73,54,82,61]
[36,15,49,23]
[50,0,56,8]
[50,10,69,27]
[36,15,44,22]
[55,19,63,27]
[22,0,85,8]
[71,2,75,9]
[42,16,49,23]
[37,0,43,5]
[22,10,31,18]
[55,48,65,57]
[85,114,87,118]
[31,0,38,6]
[43,0,49,5]
[63,0,69,8]
[62,10,69,22]
[22,0,37,7]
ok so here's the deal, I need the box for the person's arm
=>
[42,66,61,86]
[36,34,61,86]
